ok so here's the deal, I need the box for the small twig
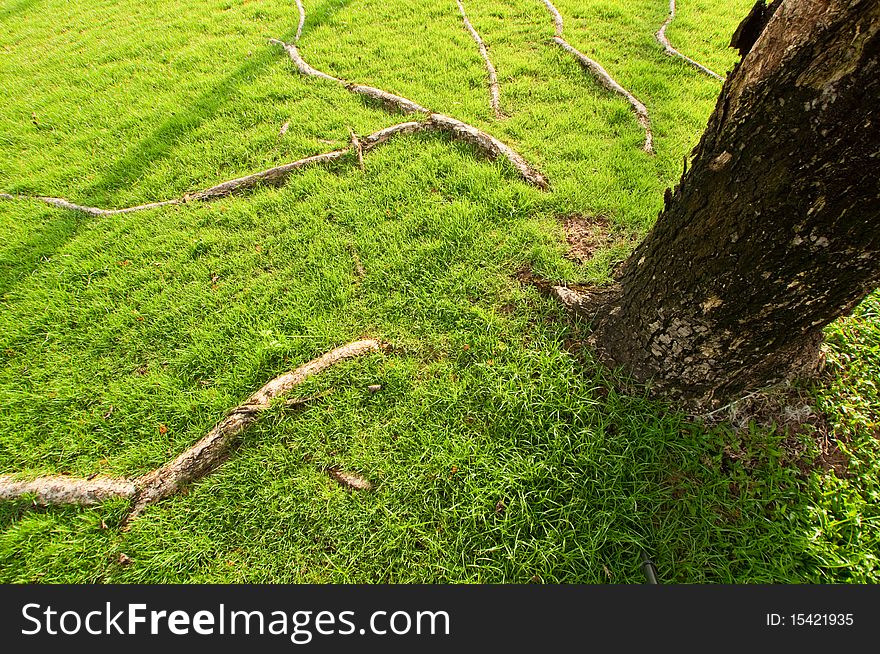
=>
[699,388,768,420]
[285,388,335,408]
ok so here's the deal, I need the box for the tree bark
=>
[587,0,880,408]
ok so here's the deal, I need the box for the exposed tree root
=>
[0,122,426,215]
[1,111,546,214]
[549,284,619,319]
[268,38,431,113]
[127,338,382,523]
[551,285,591,312]
[656,0,724,81]
[0,193,181,216]
[542,0,565,38]
[540,0,654,154]
[347,83,431,115]
[425,113,547,188]
[294,0,305,43]
[188,148,349,200]
[456,0,504,119]
[270,7,548,188]
[0,475,137,506]
[268,38,347,84]
[0,340,383,526]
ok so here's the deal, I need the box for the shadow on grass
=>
[0,494,132,532]
[0,28,296,295]
[0,0,41,22]
[304,0,354,39]
[0,208,85,298]
[83,44,287,204]
[552,315,860,583]
[83,0,357,202]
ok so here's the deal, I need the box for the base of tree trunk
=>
[551,283,827,410]
[555,0,880,409]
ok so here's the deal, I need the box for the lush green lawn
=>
[1,0,877,583]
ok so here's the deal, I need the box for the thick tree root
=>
[540,0,654,154]
[425,113,547,188]
[270,8,548,188]
[0,475,137,505]
[127,338,381,523]
[346,82,431,115]
[456,0,504,119]
[0,340,382,525]
[550,284,621,319]
[656,0,724,81]
[551,285,590,312]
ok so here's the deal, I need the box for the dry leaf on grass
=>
[328,469,373,491]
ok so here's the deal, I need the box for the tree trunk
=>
[587,0,880,408]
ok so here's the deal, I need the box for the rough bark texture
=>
[0,475,137,505]
[656,0,725,80]
[588,0,880,408]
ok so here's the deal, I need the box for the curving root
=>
[540,0,654,154]
[456,0,504,119]
[0,340,383,527]
[656,0,724,81]
[426,113,547,189]
[270,4,547,188]
[1,122,427,215]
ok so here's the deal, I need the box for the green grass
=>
[0,0,877,583]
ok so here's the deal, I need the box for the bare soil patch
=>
[559,214,613,263]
